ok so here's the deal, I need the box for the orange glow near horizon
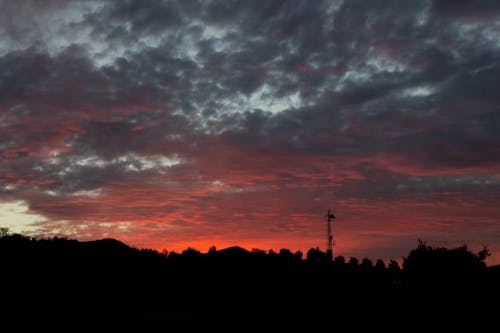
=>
[3,148,499,266]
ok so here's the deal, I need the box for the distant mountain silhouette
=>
[83,237,133,250]
[0,232,498,331]
[212,245,252,262]
[216,245,250,255]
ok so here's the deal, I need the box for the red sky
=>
[1,0,500,265]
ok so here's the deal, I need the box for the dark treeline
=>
[1,232,499,331]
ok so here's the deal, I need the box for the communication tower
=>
[326,209,335,261]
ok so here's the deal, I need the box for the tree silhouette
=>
[401,239,493,326]
[306,246,324,262]
[348,256,359,267]
[0,227,9,236]
[334,255,346,266]
[0,232,498,330]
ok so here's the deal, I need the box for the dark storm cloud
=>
[2,0,499,187]
[106,0,183,35]
[431,0,500,19]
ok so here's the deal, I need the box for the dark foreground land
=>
[1,234,499,332]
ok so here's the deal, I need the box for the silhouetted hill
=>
[0,233,498,331]
[216,245,251,256]
[83,237,134,251]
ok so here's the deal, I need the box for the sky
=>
[1,0,500,265]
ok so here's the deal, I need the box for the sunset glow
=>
[1,0,499,265]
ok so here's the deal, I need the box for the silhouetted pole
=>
[326,209,335,261]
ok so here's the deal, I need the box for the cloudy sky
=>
[1,0,500,264]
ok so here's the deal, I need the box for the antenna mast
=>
[326,208,335,261]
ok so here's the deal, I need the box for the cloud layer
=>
[1,0,500,264]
